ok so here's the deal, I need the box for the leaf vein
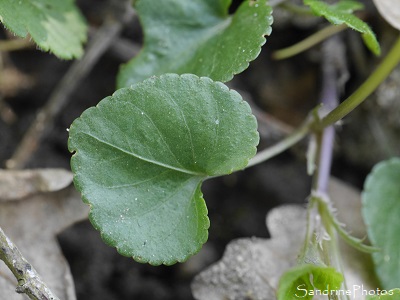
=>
[120,99,186,169]
[104,170,170,190]
[80,131,203,176]
[151,87,197,163]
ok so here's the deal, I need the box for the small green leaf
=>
[69,74,259,265]
[117,0,273,88]
[367,289,400,299]
[0,0,87,59]
[304,0,381,55]
[331,0,364,13]
[362,158,400,289]
[278,264,343,300]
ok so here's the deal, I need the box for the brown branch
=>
[6,21,124,169]
[0,38,34,52]
[0,227,59,300]
[6,0,135,169]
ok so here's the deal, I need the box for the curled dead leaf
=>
[0,169,88,300]
[0,169,73,201]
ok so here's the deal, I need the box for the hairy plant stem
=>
[0,227,60,300]
[316,34,400,130]
[300,36,339,263]
[310,37,350,300]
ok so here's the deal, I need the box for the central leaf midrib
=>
[82,132,205,176]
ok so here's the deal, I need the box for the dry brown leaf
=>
[0,169,88,300]
[192,205,305,300]
[0,168,73,201]
[0,66,35,98]
[373,0,400,30]
[191,178,379,300]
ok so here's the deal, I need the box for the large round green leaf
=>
[117,0,273,88]
[69,74,259,265]
[362,158,400,289]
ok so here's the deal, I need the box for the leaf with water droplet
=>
[69,74,259,265]
[362,158,400,289]
[0,0,87,59]
[117,0,273,88]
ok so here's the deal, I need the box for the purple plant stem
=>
[316,39,341,194]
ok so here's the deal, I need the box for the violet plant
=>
[0,0,400,299]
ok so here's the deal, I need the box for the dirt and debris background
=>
[0,0,399,299]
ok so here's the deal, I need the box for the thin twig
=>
[0,227,60,300]
[6,22,123,169]
[107,37,141,62]
[269,0,288,7]
[243,92,293,141]
[0,38,33,52]
[6,1,135,169]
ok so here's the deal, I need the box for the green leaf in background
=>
[362,158,400,289]
[69,74,259,265]
[277,264,344,300]
[367,289,400,299]
[0,0,87,59]
[304,0,381,55]
[117,0,273,88]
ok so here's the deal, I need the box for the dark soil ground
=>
[1,0,398,299]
